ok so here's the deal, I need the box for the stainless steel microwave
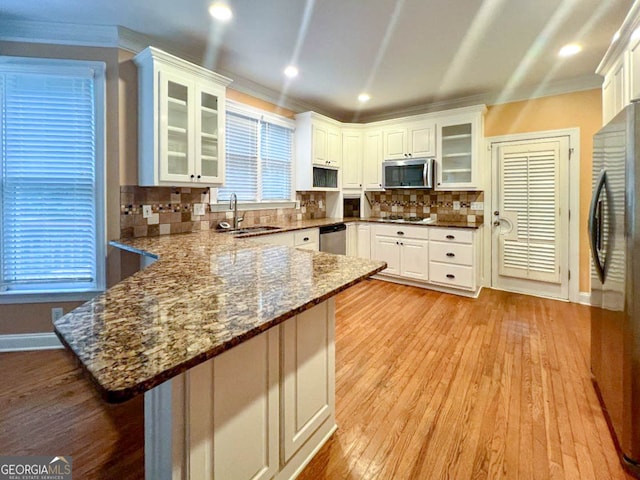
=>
[382,157,435,189]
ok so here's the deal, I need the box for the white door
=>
[491,137,570,299]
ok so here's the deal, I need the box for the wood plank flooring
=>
[0,348,144,479]
[299,280,633,480]
[0,280,631,479]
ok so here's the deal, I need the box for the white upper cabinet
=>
[134,47,231,187]
[598,5,640,125]
[435,106,485,191]
[295,112,342,191]
[382,121,435,159]
[342,129,363,190]
[363,129,384,190]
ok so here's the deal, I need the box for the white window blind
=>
[218,107,293,203]
[0,61,104,295]
[218,112,259,202]
[261,122,292,201]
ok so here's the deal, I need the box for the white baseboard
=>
[577,291,591,306]
[0,333,63,352]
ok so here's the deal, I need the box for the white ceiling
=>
[1,0,632,121]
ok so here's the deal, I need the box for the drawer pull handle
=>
[446,234,455,240]
[303,237,309,241]
[446,252,455,257]
[446,274,456,279]
[397,231,405,235]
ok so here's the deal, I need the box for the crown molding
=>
[0,19,119,47]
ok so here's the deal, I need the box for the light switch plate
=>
[142,205,153,218]
[51,307,63,322]
[470,201,484,210]
[453,201,460,210]
[193,203,205,216]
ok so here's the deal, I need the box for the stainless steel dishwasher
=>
[319,223,346,254]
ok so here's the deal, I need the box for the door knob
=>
[493,221,501,226]
[494,211,500,216]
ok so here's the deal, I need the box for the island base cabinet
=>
[144,298,336,480]
[281,301,335,462]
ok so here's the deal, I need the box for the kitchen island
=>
[53,230,385,480]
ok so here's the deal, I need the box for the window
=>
[217,102,294,203]
[0,57,106,298]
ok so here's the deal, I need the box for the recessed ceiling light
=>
[284,65,299,78]
[358,93,371,103]
[558,43,582,57]
[209,3,232,21]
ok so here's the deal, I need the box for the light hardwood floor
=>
[0,280,632,479]
[300,280,632,480]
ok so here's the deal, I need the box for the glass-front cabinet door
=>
[195,84,224,183]
[159,70,195,183]
[436,109,484,190]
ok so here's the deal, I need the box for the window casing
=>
[0,57,106,299]
[217,101,294,204]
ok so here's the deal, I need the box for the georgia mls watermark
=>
[0,456,72,480]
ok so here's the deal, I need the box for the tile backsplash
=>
[368,190,484,223]
[120,186,326,239]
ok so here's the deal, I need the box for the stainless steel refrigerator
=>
[590,102,640,477]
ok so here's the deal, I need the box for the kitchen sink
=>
[219,225,282,235]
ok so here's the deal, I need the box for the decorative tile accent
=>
[120,186,327,239]
[368,189,485,224]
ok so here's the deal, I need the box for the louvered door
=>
[492,138,569,299]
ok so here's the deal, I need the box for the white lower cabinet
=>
[370,223,480,296]
[145,299,336,480]
[356,224,371,259]
[251,228,319,251]
[346,223,357,256]
[371,224,429,280]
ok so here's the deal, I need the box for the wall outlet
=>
[193,203,205,216]
[142,205,153,218]
[295,200,301,209]
[453,201,461,210]
[470,201,484,210]
[51,307,64,322]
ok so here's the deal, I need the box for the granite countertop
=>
[54,230,386,403]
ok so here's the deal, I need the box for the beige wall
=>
[0,42,122,334]
[227,89,296,119]
[484,88,602,293]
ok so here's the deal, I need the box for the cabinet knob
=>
[190,174,195,179]
[446,235,455,240]
[408,153,412,157]
[446,252,455,257]
[397,231,405,235]
[446,274,456,279]
[197,175,201,179]
[303,237,309,242]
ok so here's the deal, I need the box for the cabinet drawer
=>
[429,227,473,244]
[373,223,429,240]
[295,228,319,246]
[429,262,474,289]
[429,241,473,266]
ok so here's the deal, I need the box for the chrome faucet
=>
[229,193,244,229]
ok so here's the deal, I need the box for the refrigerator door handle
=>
[588,169,607,283]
